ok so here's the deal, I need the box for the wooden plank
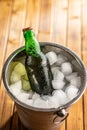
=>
[66,0,83,130]
[0,0,12,85]
[8,0,27,129]
[6,0,27,55]
[83,86,87,130]
[82,0,87,130]
[38,0,68,44]
[38,0,52,42]
[82,0,87,65]
[66,100,83,130]
[67,0,81,56]
[0,0,27,130]
[25,0,40,35]
[51,0,68,46]
[1,1,86,130]
[0,86,14,130]
[21,0,40,45]
[0,0,13,129]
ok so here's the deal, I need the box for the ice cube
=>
[61,62,72,75]
[65,72,78,81]
[10,71,21,84]
[25,99,33,106]
[52,90,68,105]
[46,51,58,65]
[65,85,79,100]
[53,70,64,80]
[41,95,49,101]
[32,92,40,101]
[51,67,60,75]
[17,92,29,103]
[70,76,81,88]
[28,90,34,99]
[9,80,22,97]
[41,95,59,108]
[52,79,65,89]
[33,97,49,108]
[56,54,68,65]
[47,96,59,108]
[41,52,47,66]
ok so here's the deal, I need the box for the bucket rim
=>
[2,42,87,112]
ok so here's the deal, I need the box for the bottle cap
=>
[22,27,33,32]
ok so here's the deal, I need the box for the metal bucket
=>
[2,42,87,130]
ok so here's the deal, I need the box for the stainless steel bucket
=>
[2,42,87,130]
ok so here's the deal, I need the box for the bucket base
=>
[16,103,65,130]
[21,120,64,130]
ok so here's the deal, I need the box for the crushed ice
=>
[9,51,81,109]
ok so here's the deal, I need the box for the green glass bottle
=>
[23,27,53,95]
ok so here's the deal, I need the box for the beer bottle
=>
[23,27,53,95]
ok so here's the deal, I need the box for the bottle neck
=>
[23,30,35,39]
[23,29,41,57]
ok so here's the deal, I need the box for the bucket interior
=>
[3,42,86,111]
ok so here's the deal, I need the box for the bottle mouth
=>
[22,27,33,32]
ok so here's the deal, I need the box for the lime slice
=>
[14,62,26,76]
[10,71,21,84]
[21,75,31,91]
[22,73,28,80]
[10,62,27,84]
[11,62,20,70]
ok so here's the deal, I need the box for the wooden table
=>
[0,0,87,130]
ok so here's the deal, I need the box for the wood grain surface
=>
[0,0,87,130]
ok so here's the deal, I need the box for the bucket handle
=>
[53,109,69,124]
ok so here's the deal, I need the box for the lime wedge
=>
[10,62,27,84]
[21,75,31,91]
[14,62,26,75]
[10,71,21,84]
